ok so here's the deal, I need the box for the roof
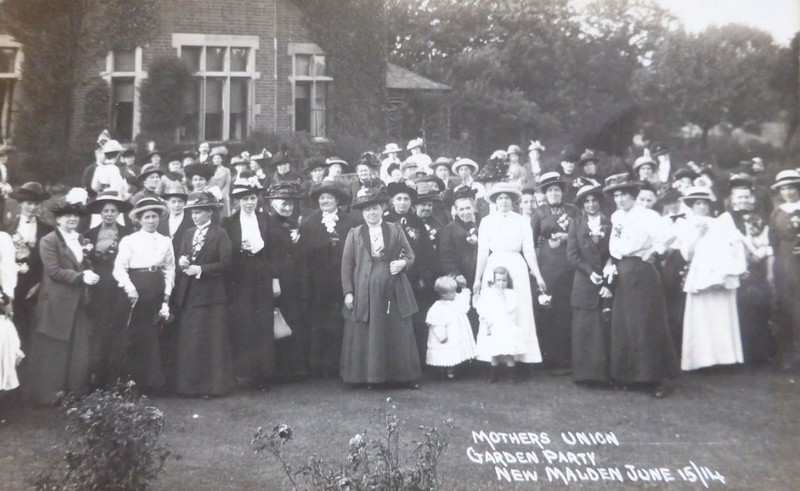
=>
[386,63,450,91]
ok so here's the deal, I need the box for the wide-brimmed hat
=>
[129,196,167,221]
[88,190,133,214]
[447,185,478,206]
[358,151,380,168]
[309,181,351,206]
[673,168,699,182]
[50,188,90,217]
[209,146,228,158]
[633,151,657,173]
[451,158,478,175]
[325,156,349,171]
[382,143,401,155]
[136,163,164,183]
[160,181,189,200]
[270,151,296,169]
[603,173,641,194]
[771,169,800,190]
[680,186,716,204]
[265,182,302,200]
[579,149,599,165]
[230,156,247,167]
[528,140,545,152]
[400,158,419,172]
[407,138,424,151]
[351,187,389,210]
[536,171,568,192]
[9,182,50,202]
[303,156,327,173]
[485,182,522,203]
[431,157,453,172]
[102,139,125,156]
[146,149,162,160]
[560,147,581,163]
[506,145,522,156]
[121,146,136,158]
[490,149,508,161]
[575,184,603,206]
[386,181,417,199]
[184,162,215,181]
[231,176,264,199]
[414,176,444,203]
[184,191,224,211]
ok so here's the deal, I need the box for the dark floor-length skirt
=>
[737,270,774,363]
[274,283,307,378]
[340,264,421,384]
[536,244,574,367]
[121,271,166,390]
[229,258,275,380]
[308,303,344,377]
[24,311,91,405]
[610,257,679,383]
[88,262,128,386]
[175,297,235,396]
[571,307,610,382]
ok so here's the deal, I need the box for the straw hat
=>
[770,169,800,190]
[536,172,569,192]
[485,182,522,203]
[129,196,167,221]
[603,173,641,194]
[184,190,224,210]
[574,184,603,206]
[451,158,478,175]
[87,189,132,215]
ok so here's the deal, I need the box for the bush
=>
[252,397,453,490]
[139,56,193,149]
[35,381,171,491]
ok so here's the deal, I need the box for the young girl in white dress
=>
[426,276,477,379]
[476,267,525,382]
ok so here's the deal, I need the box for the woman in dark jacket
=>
[531,172,580,369]
[340,188,421,387]
[25,192,100,405]
[173,190,235,397]
[222,177,277,388]
[299,181,356,377]
[85,190,132,386]
[265,182,307,378]
[566,185,612,384]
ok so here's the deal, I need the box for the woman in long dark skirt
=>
[603,174,679,398]
[222,177,276,389]
[340,188,421,387]
[173,190,235,397]
[532,172,579,369]
[299,181,355,378]
[25,191,100,405]
[85,190,131,386]
[566,185,612,384]
[265,182,307,379]
[113,197,175,392]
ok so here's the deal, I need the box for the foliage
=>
[632,25,782,144]
[294,0,387,142]
[770,32,800,145]
[139,56,193,148]
[35,382,171,491]
[252,397,453,490]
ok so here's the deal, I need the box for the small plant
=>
[35,381,171,491]
[252,398,453,491]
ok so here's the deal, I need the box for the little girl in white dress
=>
[476,267,525,382]
[426,276,477,379]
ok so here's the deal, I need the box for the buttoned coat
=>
[173,224,231,308]
[157,212,194,262]
[341,221,418,322]
[10,217,53,301]
[34,229,91,341]
[438,217,479,287]
[566,213,611,310]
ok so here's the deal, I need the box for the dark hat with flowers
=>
[309,181,351,206]
[386,181,417,199]
[444,185,478,207]
[184,190,224,210]
[265,182,302,200]
[579,149,599,166]
[303,156,327,173]
[414,176,444,203]
[231,175,264,199]
[50,188,90,217]
[358,151,380,168]
[351,187,389,210]
[184,162,215,181]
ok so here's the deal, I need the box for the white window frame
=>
[0,35,23,143]
[288,43,332,137]
[172,33,260,142]
[100,47,146,142]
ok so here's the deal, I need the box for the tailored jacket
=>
[222,210,274,282]
[341,221,418,322]
[299,208,356,303]
[84,224,132,254]
[438,217,479,288]
[566,213,611,310]
[10,217,53,301]
[34,229,90,341]
[157,213,194,262]
[174,224,232,308]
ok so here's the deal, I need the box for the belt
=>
[129,266,161,272]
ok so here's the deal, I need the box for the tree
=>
[771,32,800,145]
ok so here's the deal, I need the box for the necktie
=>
[371,230,383,256]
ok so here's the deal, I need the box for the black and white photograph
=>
[0,0,798,489]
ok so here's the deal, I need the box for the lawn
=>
[1,365,798,490]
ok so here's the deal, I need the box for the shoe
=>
[652,384,671,399]
[408,382,421,390]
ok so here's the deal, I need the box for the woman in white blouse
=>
[473,183,547,370]
[603,174,679,398]
[113,197,175,393]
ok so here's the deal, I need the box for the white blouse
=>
[609,205,669,260]
[0,232,17,299]
[113,230,176,296]
[239,211,264,254]
[367,223,384,256]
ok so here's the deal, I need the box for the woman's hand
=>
[472,282,481,296]
[389,259,406,275]
[184,265,202,277]
[126,288,139,304]
[82,270,100,286]
[178,256,190,269]
[589,272,603,285]
[17,263,29,274]
[344,293,354,310]
[535,275,547,294]
[599,286,613,299]
[272,278,281,298]
[4,302,13,319]
[547,238,561,249]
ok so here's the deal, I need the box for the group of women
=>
[1,139,798,406]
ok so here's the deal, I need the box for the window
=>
[173,34,260,142]
[0,36,23,143]
[289,44,332,137]
[101,48,146,142]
